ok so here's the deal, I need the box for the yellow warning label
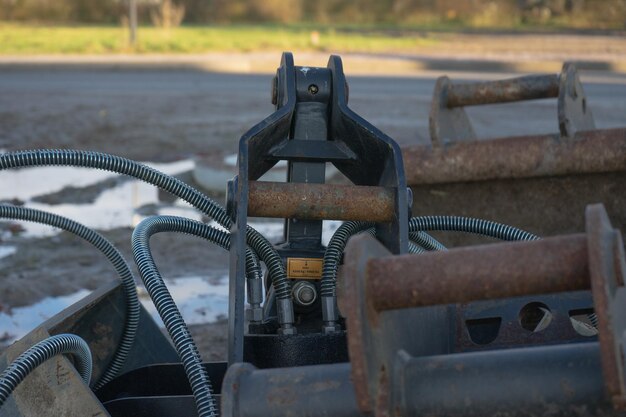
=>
[287,258,323,279]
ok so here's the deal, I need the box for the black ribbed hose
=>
[409,231,447,251]
[408,240,426,254]
[408,216,594,331]
[321,222,431,299]
[132,215,263,417]
[321,221,373,299]
[0,204,137,391]
[407,217,601,331]
[408,216,539,241]
[367,227,424,254]
[320,222,423,328]
[0,149,289,308]
[0,334,92,408]
[322,216,537,301]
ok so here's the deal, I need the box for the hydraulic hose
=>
[321,222,435,300]
[320,221,372,330]
[321,222,447,300]
[408,216,539,241]
[408,241,426,254]
[322,217,537,296]
[0,149,230,223]
[132,215,266,417]
[319,221,418,331]
[409,231,447,251]
[413,215,595,332]
[321,222,427,302]
[0,334,92,409]
[0,149,292,325]
[407,217,603,332]
[0,204,138,391]
[321,221,373,300]
[321,216,537,328]
[366,229,425,252]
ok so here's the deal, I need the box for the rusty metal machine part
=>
[221,362,362,417]
[229,51,408,356]
[218,205,626,417]
[247,181,396,222]
[444,73,560,107]
[340,204,626,416]
[403,64,625,248]
[367,234,589,311]
[2,53,626,417]
[403,128,626,185]
[429,62,594,146]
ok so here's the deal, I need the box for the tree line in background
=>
[0,0,624,28]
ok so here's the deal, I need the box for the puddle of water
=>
[0,220,346,347]
[322,220,342,245]
[0,245,16,260]
[0,156,348,346]
[139,275,229,328]
[0,275,229,346]
[1,160,196,237]
[0,167,117,202]
[1,156,345,244]
[0,289,91,344]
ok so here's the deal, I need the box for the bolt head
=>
[299,287,315,303]
[292,281,317,307]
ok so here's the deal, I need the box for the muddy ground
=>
[0,223,231,353]
[1,66,625,359]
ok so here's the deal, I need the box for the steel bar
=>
[221,363,363,417]
[428,64,593,145]
[247,181,396,222]
[396,343,610,416]
[402,128,626,185]
[585,204,626,409]
[445,74,559,108]
[368,234,589,312]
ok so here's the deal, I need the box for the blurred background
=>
[0,0,625,358]
[1,0,625,36]
[0,0,624,54]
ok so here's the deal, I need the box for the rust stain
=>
[310,380,341,392]
[367,234,590,312]
[248,180,395,222]
[55,360,71,386]
[266,387,297,406]
[402,128,626,185]
[446,74,559,108]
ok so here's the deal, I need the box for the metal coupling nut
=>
[292,281,317,307]
[245,306,263,323]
